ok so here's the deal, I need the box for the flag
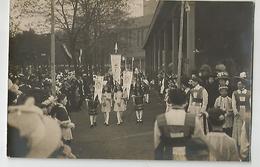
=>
[94,76,104,103]
[62,44,72,59]
[111,54,121,84]
[79,49,83,64]
[123,71,133,99]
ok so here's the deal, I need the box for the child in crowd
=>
[86,85,99,128]
[51,94,75,146]
[114,84,124,125]
[101,85,112,126]
[214,86,233,137]
[206,108,239,161]
[132,81,145,124]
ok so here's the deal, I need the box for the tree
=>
[54,0,129,74]
[10,0,130,74]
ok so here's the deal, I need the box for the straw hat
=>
[8,97,61,158]
[216,72,229,80]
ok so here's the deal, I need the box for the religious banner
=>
[123,70,133,99]
[111,54,121,84]
[94,76,104,103]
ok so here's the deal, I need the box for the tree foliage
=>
[10,0,130,73]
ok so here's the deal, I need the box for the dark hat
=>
[190,75,202,83]
[200,64,212,73]
[215,64,226,72]
[167,88,187,106]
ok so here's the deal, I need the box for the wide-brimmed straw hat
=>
[8,97,61,158]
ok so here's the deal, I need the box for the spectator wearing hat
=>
[41,96,56,116]
[51,94,75,146]
[206,108,239,161]
[232,72,251,149]
[214,86,233,137]
[85,85,99,128]
[188,75,209,135]
[204,74,218,109]
[216,71,234,97]
[199,64,212,87]
[154,88,204,160]
[7,97,62,158]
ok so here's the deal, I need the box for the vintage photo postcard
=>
[7,0,254,161]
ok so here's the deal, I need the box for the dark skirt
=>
[135,104,144,111]
[89,109,98,115]
[134,96,144,111]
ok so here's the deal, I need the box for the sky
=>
[10,0,144,34]
[128,0,143,17]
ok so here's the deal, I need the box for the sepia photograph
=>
[7,0,254,162]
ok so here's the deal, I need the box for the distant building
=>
[117,0,158,71]
[118,15,153,71]
[143,0,158,16]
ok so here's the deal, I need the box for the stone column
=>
[163,26,169,71]
[186,2,196,76]
[158,33,161,71]
[171,18,178,73]
[153,35,157,72]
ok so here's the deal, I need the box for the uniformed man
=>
[154,88,204,160]
[188,75,209,135]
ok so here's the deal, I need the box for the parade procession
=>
[6,0,253,162]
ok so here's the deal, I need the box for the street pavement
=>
[69,90,166,160]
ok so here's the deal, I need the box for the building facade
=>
[143,1,254,77]
[117,0,158,71]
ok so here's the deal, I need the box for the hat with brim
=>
[234,72,250,84]
[216,72,229,80]
[8,98,61,158]
[215,64,226,72]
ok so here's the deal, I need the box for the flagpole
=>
[51,0,56,96]
[177,1,185,88]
